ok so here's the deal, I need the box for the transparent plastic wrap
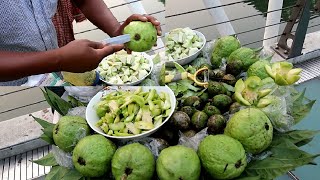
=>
[246,150,272,164]
[64,86,103,103]
[67,106,87,119]
[116,137,169,158]
[178,128,208,151]
[52,145,74,168]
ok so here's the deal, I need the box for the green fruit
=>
[247,60,271,79]
[157,145,201,180]
[53,116,90,152]
[183,96,201,109]
[211,36,241,69]
[208,81,226,97]
[198,135,247,180]
[180,106,196,117]
[207,115,226,134]
[229,102,241,114]
[182,129,197,137]
[227,47,259,70]
[123,21,157,52]
[191,111,209,130]
[212,94,232,110]
[224,108,273,154]
[199,92,209,103]
[112,143,155,180]
[208,69,226,79]
[72,135,116,177]
[170,111,191,130]
[204,105,221,116]
[222,74,237,85]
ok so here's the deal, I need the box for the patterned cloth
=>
[0,0,59,86]
[52,0,87,47]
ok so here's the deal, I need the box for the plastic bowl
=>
[97,52,154,86]
[165,30,206,67]
[85,86,176,141]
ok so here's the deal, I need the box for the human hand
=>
[57,39,123,72]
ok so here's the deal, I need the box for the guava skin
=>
[198,135,247,180]
[112,143,155,180]
[224,108,273,154]
[156,145,201,180]
[247,60,271,79]
[52,116,90,152]
[72,135,116,177]
[123,21,157,52]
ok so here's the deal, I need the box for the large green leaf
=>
[31,115,55,145]
[31,114,55,130]
[32,153,58,166]
[42,87,72,116]
[45,166,70,180]
[40,134,55,144]
[244,140,320,179]
[61,169,83,180]
[272,130,320,147]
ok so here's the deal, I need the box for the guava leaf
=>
[30,115,55,144]
[244,140,320,179]
[61,169,83,180]
[32,152,58,166]
[153,53,161,64]
[235,176,262,180]
[42,87,72,116]
[271,130,320,147]
[222,82,235,92]
[174,62,186,73]
[179,80,200,92]
[67,95,87,107]
[31,114,55,130]
[45,166,70,180]
[40,134,55,144]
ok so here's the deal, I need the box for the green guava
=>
[198,135,247,180]
[156,145,201,180]
[212,94,233,110]
[191,111,209,130]
[52,116,90,152]
[123,21,157,52]
[226,47,259,75]
[72,134,116,177]
[224,108,273,154]
[247,60,271,79]
[211,36,241,69]
[112,143,155,180]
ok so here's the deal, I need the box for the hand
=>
[57,39,123,72]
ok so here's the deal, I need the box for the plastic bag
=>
[178,128,208,151]
[67,106,87,119]
[64,86,103,103]
[52,145,74,168]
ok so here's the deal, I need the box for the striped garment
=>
[0,0,59,86]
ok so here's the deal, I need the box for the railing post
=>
[124,0,164,53]
[202,0,236,36]
[263,0,284,53]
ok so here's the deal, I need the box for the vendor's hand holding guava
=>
[58,39,124,73]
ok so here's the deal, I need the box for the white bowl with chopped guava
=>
[165,27,206,67]
[97,50,153,86]
[85,86,176,140]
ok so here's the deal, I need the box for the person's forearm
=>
[74,0,121,37]
[0,50,61,81]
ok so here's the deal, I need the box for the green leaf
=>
[61,169,84,180]
[30,115,55,144]
[45,166,70,180]
[40,134,55,144]
[31,114,55,130]
[32,153,58,166]
[179,80,200,92]
[174,62,186,73]
[235,176,262,180]
[42,87,72,116]
[222,82,235,92]
[272,130,320,147]
[245,140,320,179]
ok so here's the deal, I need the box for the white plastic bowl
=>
[165,30,206,67]
[97,52,154,86]
[85,86,176,141]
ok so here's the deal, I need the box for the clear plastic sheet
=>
[67,106,87,119]
[64,86,103,103]
[52,145,74,168]
[116,137,169,158]
[178,128,208,151]
[246,150,272,164]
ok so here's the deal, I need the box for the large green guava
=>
[72,134,116,177]
[156,145,201,180]
[198,135,247,180]
[247,60,271,79]
[111,143,155,180]
[226,47,259,75]
[210,36,241,69]
[123,21,157,52]
[224,108,273,154]
[52,116,90,152]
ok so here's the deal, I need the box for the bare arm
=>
[73,0,121,37]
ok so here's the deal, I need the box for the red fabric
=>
[52,0,87,47]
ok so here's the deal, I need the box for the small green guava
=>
[53,116,90,152]
[112,143,155,180]
[123,21,157,52]
[156,145,201,180]
[72,134,116,177]
[198,135,247,180]
[247,60,271,79]
[224,108,273,154]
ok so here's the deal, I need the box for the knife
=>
[101,34,131,45]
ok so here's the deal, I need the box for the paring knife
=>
[101,34,131,45]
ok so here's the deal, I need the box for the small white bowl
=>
[97,52,154,86]
[165,30,206,67]
[85,86,176,141]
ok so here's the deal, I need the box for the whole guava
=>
[123,21,157,52]
[111,143,155,180]
[156,145,201,180]
[211,36,241,69]
[72,134,116,177]
[224,108,273,154]
[53,116,90,152]
[247,60,271,79]
[198,135,247,180]
[226,47,259,75]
